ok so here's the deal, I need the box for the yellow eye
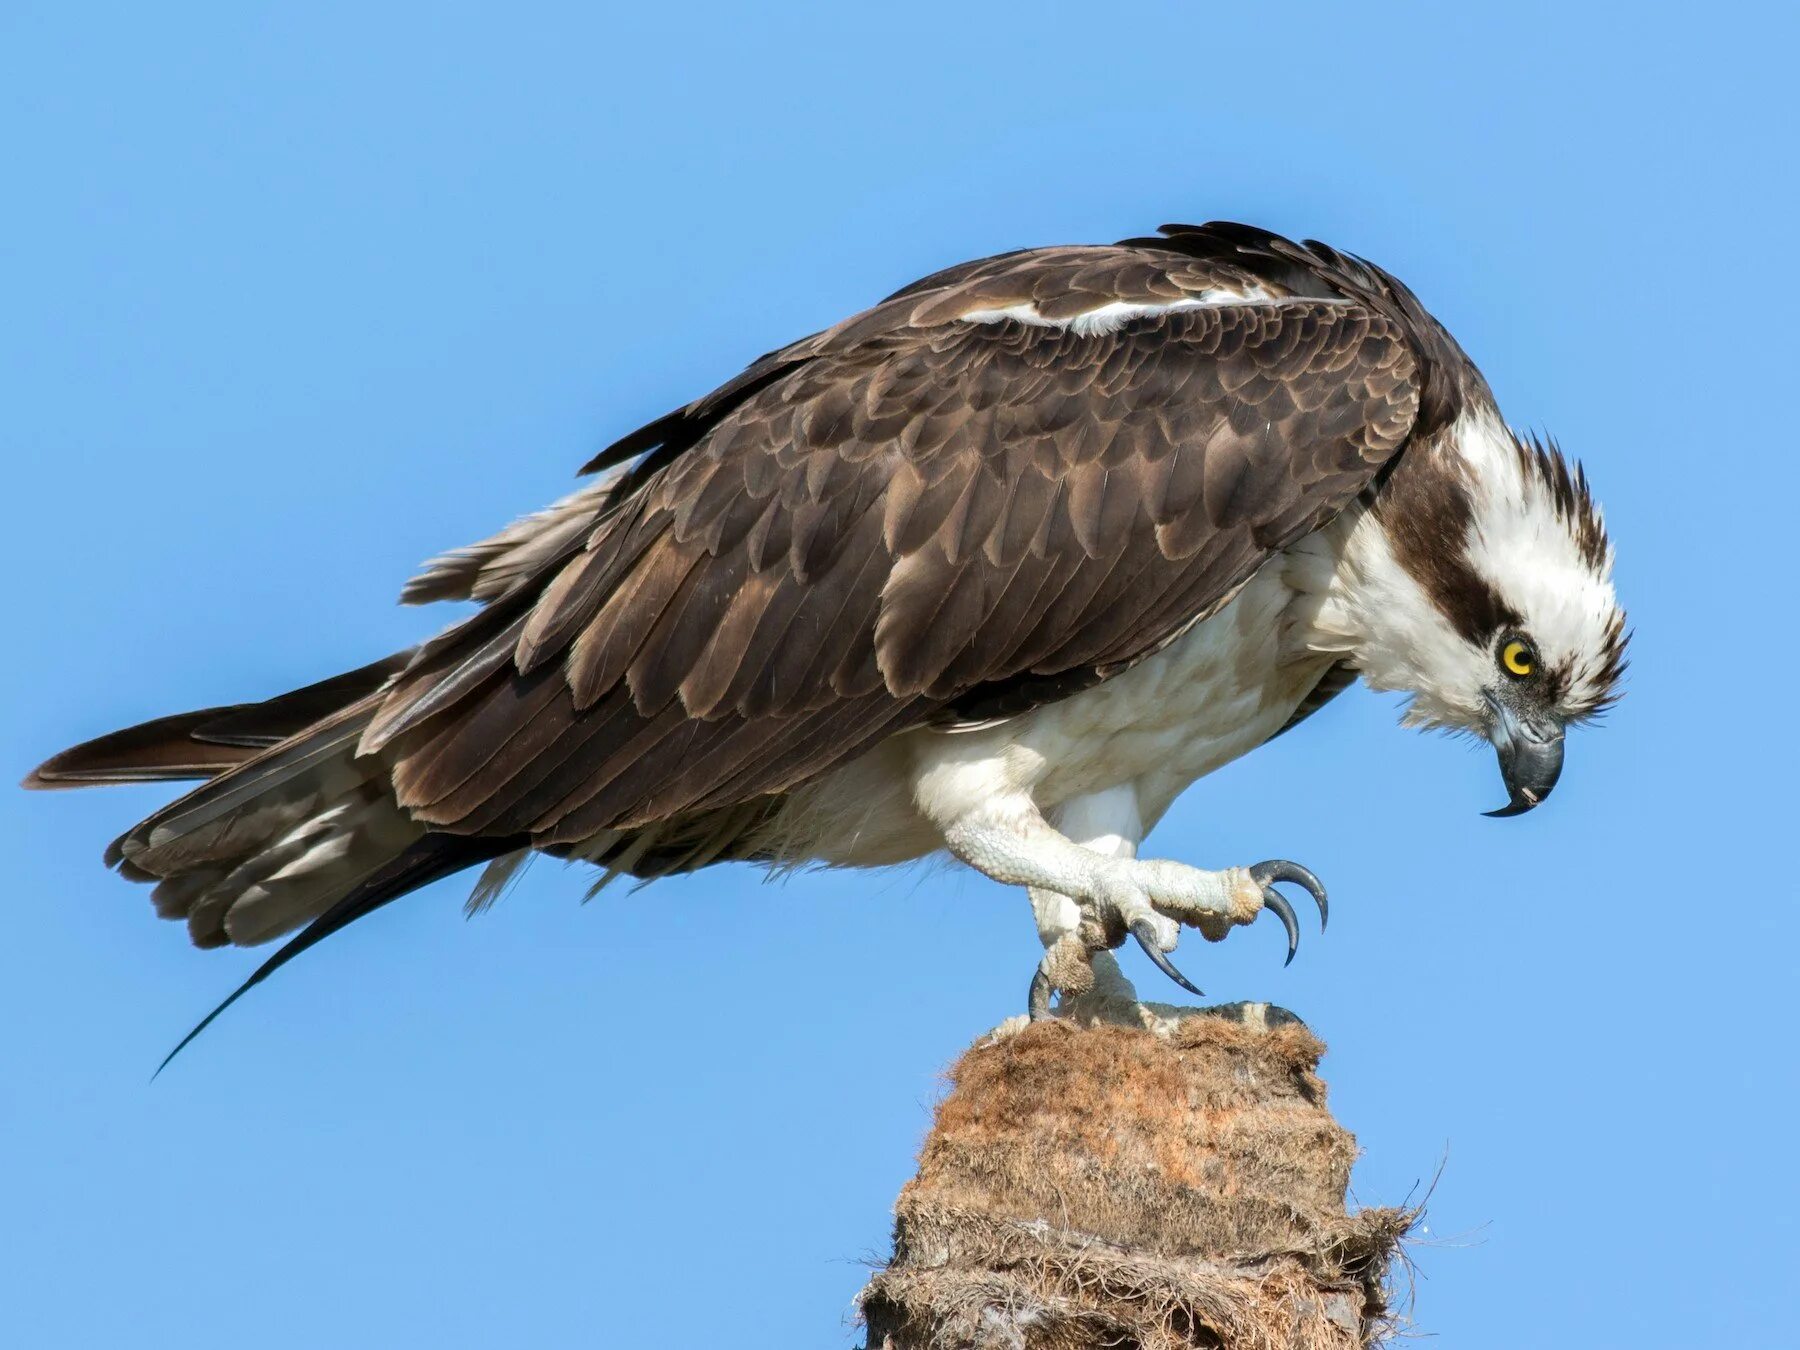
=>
[1501,639,1535,678]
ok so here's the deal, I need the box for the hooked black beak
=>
[1484,701,1565,818]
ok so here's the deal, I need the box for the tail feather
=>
[28,651,530,1067]
[104,695,429,949]
[23,655,408,791]
[212,790,426,946]
[110,706,374,873]
[26,650,454,954]
[24,707,261,787]
[154,832,516,1076]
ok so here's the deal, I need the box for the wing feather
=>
[375,235,1429,845]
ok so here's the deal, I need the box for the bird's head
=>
[1338,410,1629,815]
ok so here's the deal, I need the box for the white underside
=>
[757,534,1349,872]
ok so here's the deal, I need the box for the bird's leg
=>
[1028,887,1137,1016]
[940,792,1326,1013]
[1026,788,1145,1016]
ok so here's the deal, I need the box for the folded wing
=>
[367,242,1423,848]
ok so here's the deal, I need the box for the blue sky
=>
[3,2,1794,1345]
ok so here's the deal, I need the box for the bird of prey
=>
[27,222,1627,1059]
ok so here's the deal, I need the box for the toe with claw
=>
[1028,960,1054,1020]
[1125,857,1330,1002]
[1130,917,1204,998]
[1022,856,1330,1018]
[1247,860,1329,965]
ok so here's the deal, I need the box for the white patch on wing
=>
[959,286,1284,336]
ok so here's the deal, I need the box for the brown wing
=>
[364,247,1422,847]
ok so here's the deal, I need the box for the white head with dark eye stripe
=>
[1324,408,1628,813]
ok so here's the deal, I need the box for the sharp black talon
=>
[1130,918,1204,998]
[1250,859,1329,932]
[1261,888,1301,966]
[1028,962,1054,1020]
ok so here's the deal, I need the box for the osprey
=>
[27,223,1627,1060]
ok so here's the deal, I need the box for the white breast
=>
[770,564,1337,867]
[997,566,1334,824]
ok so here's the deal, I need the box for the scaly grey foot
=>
[1093,856,1329,1004]
[1025,859,1328,1018]
[940,809,1328,1018]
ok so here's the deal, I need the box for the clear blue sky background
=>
[4,3,1794,1345]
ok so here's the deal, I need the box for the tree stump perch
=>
[860,999,1410,1349]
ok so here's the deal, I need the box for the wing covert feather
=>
[379,279,1420,841]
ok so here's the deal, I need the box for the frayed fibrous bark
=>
[860,1000,1412,1350]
